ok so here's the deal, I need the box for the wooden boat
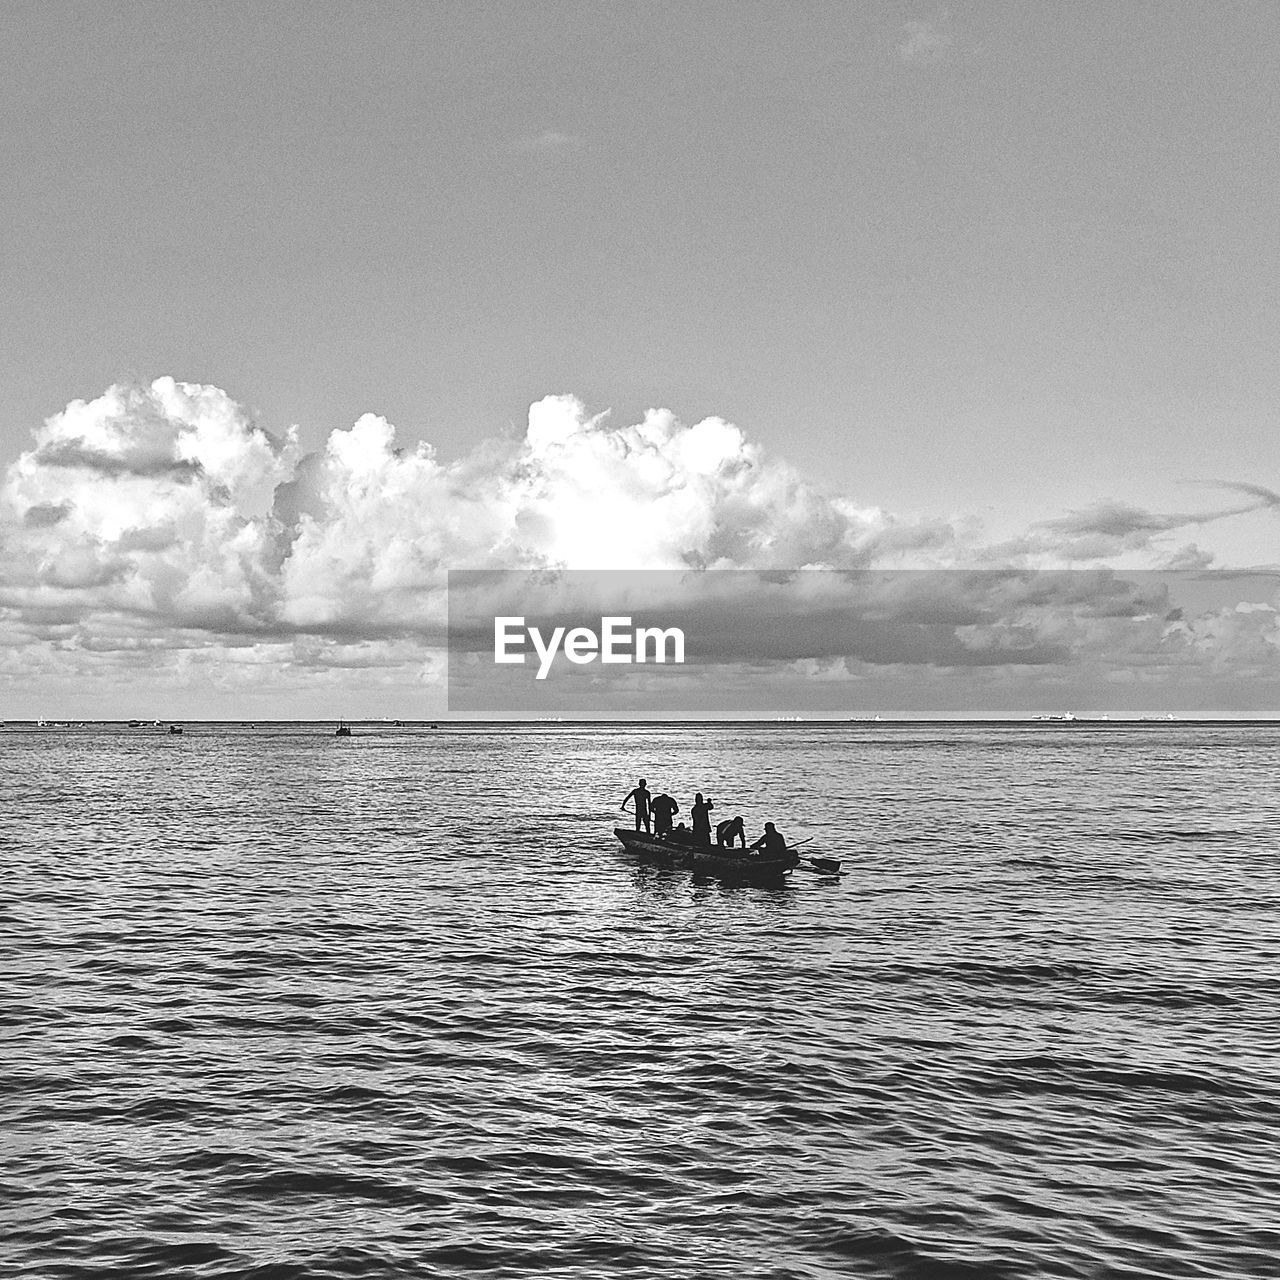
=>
[614,827,803,882]
[614,828,844,881]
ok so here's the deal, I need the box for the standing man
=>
[621,778,652,833]
[691,793,714,846]
[649,792,679,838]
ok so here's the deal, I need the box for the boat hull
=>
[614,828,800,882]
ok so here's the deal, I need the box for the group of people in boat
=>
[620,778,788,857]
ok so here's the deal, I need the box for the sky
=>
[1,1,1278,718]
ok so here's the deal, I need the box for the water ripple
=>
[2,721,1278,1278]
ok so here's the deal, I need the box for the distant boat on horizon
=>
[335,721,352,737]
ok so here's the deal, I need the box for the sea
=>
[3,721,1278,1280]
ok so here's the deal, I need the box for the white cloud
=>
[0,383,935,684]
[1,377,1277,713]
[2,380,296,640]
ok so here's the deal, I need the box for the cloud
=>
[899,17,955,67]
[2,378,1278,712]
[993,484,1280,564]
[1041,500,1191,541]
[266,393,963,642]
[1159,544,1215,571]
[2,384,949,664]
[23,501,72,528]
[1202,480,1280,508]
[2,378,297,639]
[33,439,204,481]
[446,567,1280,720]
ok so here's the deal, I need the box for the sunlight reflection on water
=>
[3,721,1280,1278]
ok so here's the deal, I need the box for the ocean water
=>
[3,721,1279,1280]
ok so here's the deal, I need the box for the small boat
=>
[335,721,351,737]
[615,827,803,883]
[169,725,183,735]
[614,829,844,881]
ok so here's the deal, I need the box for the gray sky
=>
[1,2,1278,716]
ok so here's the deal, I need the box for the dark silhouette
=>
[335,722,351,737]
[650,792,679,838]
[691,793,714,846]
[716,815,746,848]
[748,822,787,857]
[621,778,652,833]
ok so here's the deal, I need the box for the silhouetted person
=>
[621,778,652,833]
[748,822,787,857]
[716,815,746,849]
[650,792,679,838]
[691,793,714,846]
[672,822,692,846]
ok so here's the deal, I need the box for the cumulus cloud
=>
[2,377,1278,713]
[2,379,297,642]
[265,392,961,643]
[0,383,946,667]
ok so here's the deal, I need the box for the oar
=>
[805,856,845,875]
[781,836,844,876]
[781,836,816,857]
